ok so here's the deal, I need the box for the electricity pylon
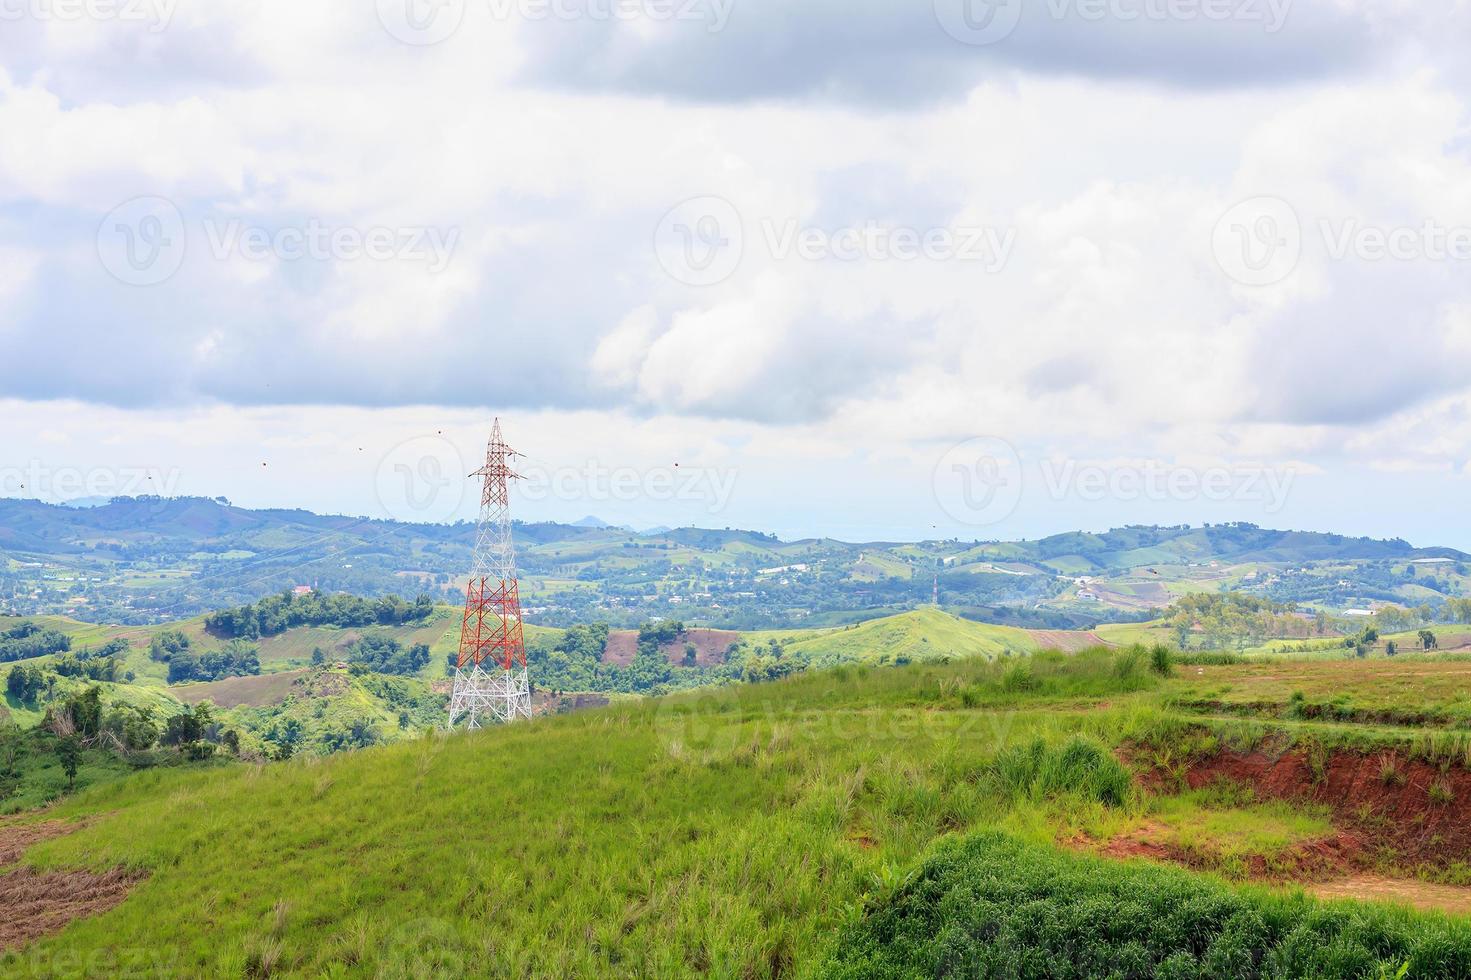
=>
[447,419,532,729]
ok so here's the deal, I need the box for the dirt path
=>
[1309,875,1471,917]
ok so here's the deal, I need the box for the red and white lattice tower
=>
[448,419,532,729]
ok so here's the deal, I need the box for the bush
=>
[149,629,191,662]
[823,833,1468,979]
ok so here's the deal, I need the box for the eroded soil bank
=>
[1099,745,1471,915]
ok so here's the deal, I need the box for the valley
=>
[6,500,1468,634]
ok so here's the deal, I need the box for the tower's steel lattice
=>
[448,419,532,729]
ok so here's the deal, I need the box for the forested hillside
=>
[4,498,1466,630]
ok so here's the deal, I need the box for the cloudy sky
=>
[3,0,1471,544]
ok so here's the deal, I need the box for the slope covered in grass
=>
[12,651,1170,975]
[769,608,1042,666]
[14,646,1471,976]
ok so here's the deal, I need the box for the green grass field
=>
[10,645,1471,976]
[754,608,1042,666]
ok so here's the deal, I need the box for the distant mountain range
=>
[1,497,1466,627]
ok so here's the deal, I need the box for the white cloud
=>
[2,3,1471,539]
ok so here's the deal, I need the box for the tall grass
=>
[992,735,1134,807]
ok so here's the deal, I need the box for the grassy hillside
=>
[762,608,1042,666]
[14,652,1160,975]
[14,646,1471,974]
[2,606,1111,793]
[7,497,1467,629]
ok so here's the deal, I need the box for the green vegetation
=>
[824,832,1467,978]
[205,590,436,639]
[10,649,1171,974]
[165,638,261,684]
[6,499,1466,631]
[0,705,219,813]
[10,636,1471,972]
[770,607,1041,666]
[0,620,71,663]
[1165,593,1320,650]
[526,620,737,694]
[345,634,430,676]
[10,644,1471,975]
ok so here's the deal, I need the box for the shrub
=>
[823,833,1471,979]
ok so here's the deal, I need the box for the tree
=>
[6,664,43,704]
[162,703,214,747]
[105,705,158,751]
[1385,640,1398,657]
[57,736,81,789]
[149,629,191,662]
[346,635,430,676]
[62,686,104,739]
[0,721,23,776]
[167,640,260,684]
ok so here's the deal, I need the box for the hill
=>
[759,608,1043,666]
[1,604,1112,777]
[4,498,1467,629]
[12,647,1471,973]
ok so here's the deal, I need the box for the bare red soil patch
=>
[601,628,740,667]
[1309,875,1471,916]
[1072,820,1362,882]
[0,819,145,952]
[1182,747,1471,865]
[1100,745,1471,914]
[1181,747,1471,866]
